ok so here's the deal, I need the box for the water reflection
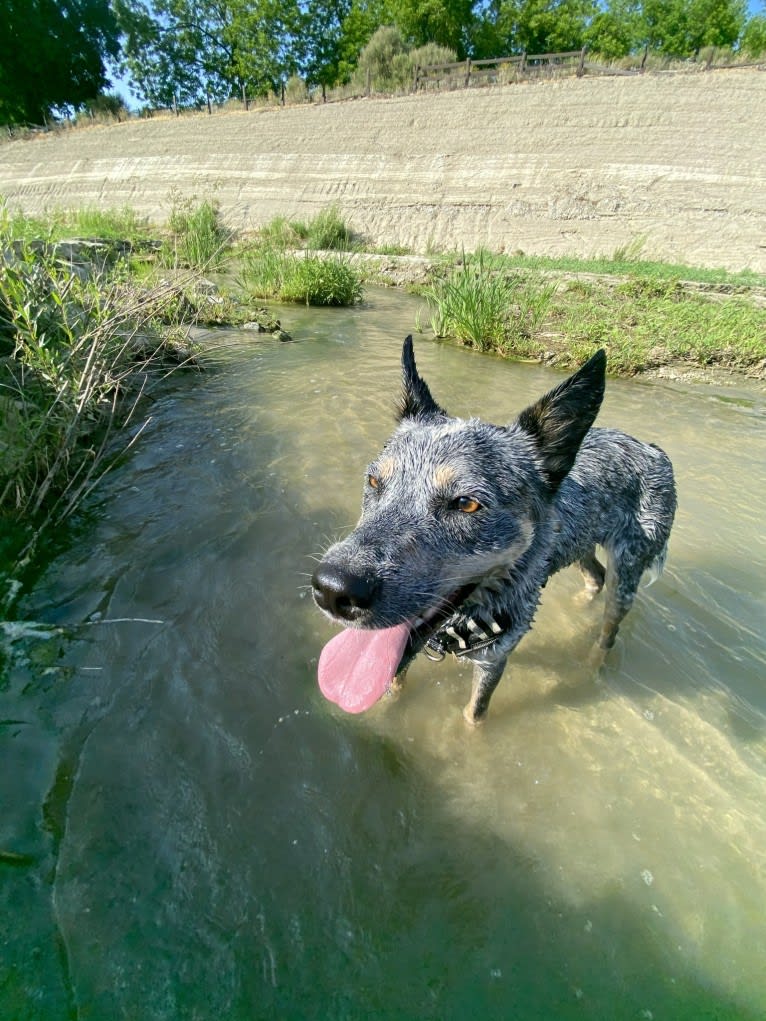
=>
[2,288,765,1019]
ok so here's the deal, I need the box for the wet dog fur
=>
[312,337,677,724]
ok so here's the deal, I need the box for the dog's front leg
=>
[464,656,508,725]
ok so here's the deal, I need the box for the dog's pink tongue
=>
[318,623,410,713]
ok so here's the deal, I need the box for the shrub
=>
[284,75,308,104]
[409,42,457,70]
[355,25,409,92]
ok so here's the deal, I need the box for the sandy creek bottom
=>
[2,288,765,1019]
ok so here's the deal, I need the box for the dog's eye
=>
[367,474,380,490]
[453,496,482,514]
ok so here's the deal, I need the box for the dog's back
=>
[550,427,676,576]
[547,427,676,657]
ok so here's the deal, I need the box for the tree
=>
[584,0,644,57]
[390,0,477,56]
[0,0,120,125]
[112,0,213,107]
[475,0,598,57]
[640,0,746,56]
[741,13,766,55]
[113,0,302,109]
[295,0,353,94]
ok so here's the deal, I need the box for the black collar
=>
[423,607,512,660]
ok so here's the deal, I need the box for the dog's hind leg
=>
[590,554,642,665]
[463,656,509,726]
[578,548,605,596]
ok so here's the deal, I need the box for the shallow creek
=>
[2,287,765,1019]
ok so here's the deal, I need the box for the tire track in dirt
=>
[1,71,765,271]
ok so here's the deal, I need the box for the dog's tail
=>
[643,542,669,588]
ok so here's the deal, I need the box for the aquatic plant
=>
[240,248,362,306]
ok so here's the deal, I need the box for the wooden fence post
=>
[206,91,212,115]
[172,92,179,117]
[577,46,586,77]
[705,47,716,70]
[640,44,648,73]
[519,51,527,76]
[366,68,371,96]
[464,58,472,87]
[413,64,420,92]
[241,83,249,111]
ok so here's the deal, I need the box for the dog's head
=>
[312,336,606,631]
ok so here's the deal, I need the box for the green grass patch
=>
[255,205,353,252]
[548,275,766,373]
[417,250,766,374]
[240,247,362,306]
[3,203,152,245]
[489,249,766,291]
[160,196,232,270]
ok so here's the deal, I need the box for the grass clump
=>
[280,254,362,306]
[256,205,352,252]
[421,251,556,352]
[161,195,232,270]
[240,248,362,306]
[304,205,351,250]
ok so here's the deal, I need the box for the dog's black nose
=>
[312,563,379,621]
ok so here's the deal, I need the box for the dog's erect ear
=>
[397,335,446,421]
[515,349,606,490]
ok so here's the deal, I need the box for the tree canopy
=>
[0,0,119,125]
[0,0,763,123]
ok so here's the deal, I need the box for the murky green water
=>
[2,288,765,1020]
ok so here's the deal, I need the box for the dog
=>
[312,336,676,724]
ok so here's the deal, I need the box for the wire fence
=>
[4,46,765,137]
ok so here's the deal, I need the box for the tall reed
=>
[1,230,196,527]
[422,252,555,351]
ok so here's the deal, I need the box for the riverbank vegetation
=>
[418,249,766,374]
[239,206,362,307]
[0,232,200,534]
[1,196,764,606]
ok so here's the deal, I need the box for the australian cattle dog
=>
[312,337,677,724]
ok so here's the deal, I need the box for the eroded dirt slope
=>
[2,70,765,271]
